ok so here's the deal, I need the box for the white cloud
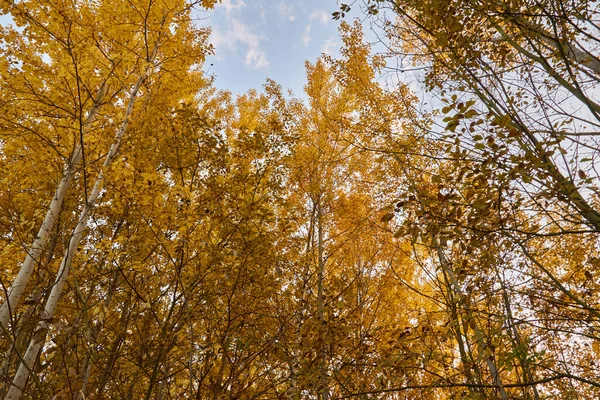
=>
[309,10,330,25]
[300,10,330,47]
[211,18,270,69]
[321,37,337,56]
[221,0,246,16]
[245,45,269,69]
[278,3,295,22]
[255,1,268,25]
[301,24,311,46]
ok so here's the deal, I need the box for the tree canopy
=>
[0,0,599,398]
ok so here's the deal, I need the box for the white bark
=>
[503,7,600,76]
[316,201,329,400]
[5,66,150,400]
[434,240,509,400]
[543,36,600,76]
[0,87,106,331]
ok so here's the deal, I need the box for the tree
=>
[5,0,600,397]
[0,0,214,397]
[340,0,600,396]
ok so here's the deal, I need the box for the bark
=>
[290,204,316,399]
[0,86,106,330]
[0,221,60,397]
[391,154,509,398]
[316,200,329,400]
[497,272,541,400]
[434,240,509,400]
[387,0,600,231]
[5,45,156,398]
[491,0,600,76]
[443,272,486,399]
[465,76,600,233]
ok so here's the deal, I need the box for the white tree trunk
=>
[316,201,329,400]
[434,239,509,400]
[5,68,149,400]
[0,87,106,331]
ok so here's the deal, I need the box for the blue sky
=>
[0,1,364,97]
[195,0,346,97]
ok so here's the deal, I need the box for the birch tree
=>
[0,0,214,397]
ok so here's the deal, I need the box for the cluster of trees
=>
[0,0,598,398]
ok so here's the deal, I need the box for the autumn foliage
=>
[0,0,599,399]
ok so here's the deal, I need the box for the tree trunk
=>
[5,56,153,399]
[0,86,106,330]
[434,240,509,400]
[316,200,329,400]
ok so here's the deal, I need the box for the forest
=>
[0,0,599,398]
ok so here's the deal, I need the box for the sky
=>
[194,0,347,97]
[0,0,374,97]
